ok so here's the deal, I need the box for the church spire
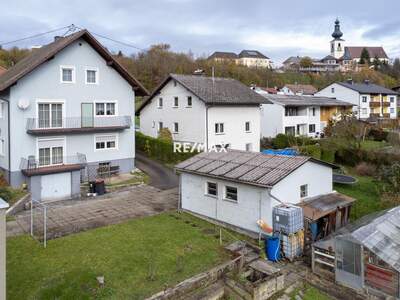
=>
[332,18,343,39]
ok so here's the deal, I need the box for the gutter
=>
[205,105,209,151]
[0,96,11,184]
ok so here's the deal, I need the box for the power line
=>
[0,25,72,47]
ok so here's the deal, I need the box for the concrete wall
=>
[4,37,136,187]
[140,80,206,144]
[0,199,8,300]
[207,105,261,151]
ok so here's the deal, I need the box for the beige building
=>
[208,50,271,68]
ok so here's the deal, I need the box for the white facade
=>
[237,57,271,68]
[139,80,261,151]
[261,103,322,138]
[180,161,333,233]
[316,83,398,119]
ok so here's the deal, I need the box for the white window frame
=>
[36,136,67,166]
[0,138,4,156]
[224,185,238,202]
[215,123,225,135]
[173,97,179,108]
[36,99,65,129]
[0,101,4,118]
[60,65,75,84]
[94,134,119,151]
[331,87,335,93]
[205,181,218,197]
[187,96,192,107]
[93,100,118,117]
[309,124,316,133]
[173,122,179,134]
[300,184,308,198]
[245,143,252,151]
[85,67,99,85]
[362,108,368,115]
[158,121,163,132]
[362,96,368,103]
[158,98,163,108]
[245,121,251,133]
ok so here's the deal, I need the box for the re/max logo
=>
[173,142,228,153]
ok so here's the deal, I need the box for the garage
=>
[41,172,72,201]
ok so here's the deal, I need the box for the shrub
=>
[367,128,388,142]
[387,131,400,147]
[260,137,274,150]
[355,162,376,176]
[299,144,321,160]
[272,134,289,149]
[378,163,400,193]
[158,128,173,142]
[321,148,335,163]
[0,187,13,203]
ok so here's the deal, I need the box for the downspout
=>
[0,97,10,184]
[205,105,209,151]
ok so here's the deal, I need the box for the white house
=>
[280,84,317,96]
[257,94,353,138]
[0,30,148,201]
[316,81,398,120]
[176,150,351,235]
[237,50,271,68]
[137,74,267,151]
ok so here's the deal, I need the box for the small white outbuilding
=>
[176,150,345,235]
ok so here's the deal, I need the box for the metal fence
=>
[26,116,131,130]
[30,199,48,248]
[20,153,87,171]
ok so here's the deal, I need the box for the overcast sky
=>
[2,0,400,65]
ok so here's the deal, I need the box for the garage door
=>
[41,172,71,201]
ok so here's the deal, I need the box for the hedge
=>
[136,132,199,164]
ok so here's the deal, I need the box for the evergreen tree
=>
[359,48,370,65]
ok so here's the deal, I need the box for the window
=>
[245,143,252,151]
[390,97,395,103]
[158,122,163,132]
[52,147,63,164]
[300,184,308,198]
[362,96,367,103]
[390,108,395,113]
[0,138,4,156]
[95,135,118,150]
[331,87,335,93]
[95,102,116,116]
[38,103,63,128]
[187,96,192,107]
[362,108,368,115]
[173,97,179,107]
[206,182,217,196]
[285,126,296,136]
[39,146,63,166]
[86,69,98,84]
[158,98,163,108]
[39,148,51,166]
[285,107,298,116]
[173,80,177,87]
[245,121,251,132]
[225,186,238,201]
[173,122,179,133]
[310,107,316,116]
[309,124,316,133]
[0,102,4,118]
[215,123,224,134]
[60,66,75,83]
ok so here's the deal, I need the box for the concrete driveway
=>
[135,152,179,190]
[14,185,178,240]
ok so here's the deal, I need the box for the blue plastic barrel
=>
[310,222,318,241]
[265,236,280,262]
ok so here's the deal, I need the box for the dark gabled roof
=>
[239,50,269,59]
[337,82,398,95]
[344,46,388,59]
[208,51,238,60]
[283,56,302,65]
[284,84,317,95]
[175,150,337,188]
[0,30,148,96]
[136,74,269,114]
[260,94,354,107]
[321,55,336,62]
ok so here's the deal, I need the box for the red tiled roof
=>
[345,46,388,59]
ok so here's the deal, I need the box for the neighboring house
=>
[176,150,352,235]
[136,74,266,151]
[0,66,7,76]
[312,206,400,299]
[316,81,398,120]
[282,56,302,70]
[0,30,148,201]
[392,85,400,108]
[208,50,271,68]
[257,94,353,138]
[208,51,238,63]
[280,84,317,96]
[252,86,278,95]
[237,50,271,68]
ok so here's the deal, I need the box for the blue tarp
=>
[262,149,298,156]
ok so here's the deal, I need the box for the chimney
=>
[54,36,63,42]
[364,79,370,85]
[346,78,353,84]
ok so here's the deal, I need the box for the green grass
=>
[7,212,241,300]
[302,286,332,300]
[360,140,389,150]
[106,172,150,188]
[334,175,386,220]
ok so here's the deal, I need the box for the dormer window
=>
[60,66,75,83]
[86,68,98,84]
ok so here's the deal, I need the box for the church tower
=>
[330,18,345,59]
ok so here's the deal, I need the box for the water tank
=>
[273,205,304,234]
[265,236,280,262]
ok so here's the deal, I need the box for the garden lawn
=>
[334,175,385,220]
[360,140,389,150]
[7,212,235,300]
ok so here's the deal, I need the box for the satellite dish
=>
[17,98,30,110]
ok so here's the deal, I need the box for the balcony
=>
[369,102,381,108]
[20,153,86,176]
[382,102,391,107]
[26,116,132,136]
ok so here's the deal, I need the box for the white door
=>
[41,172,71,201]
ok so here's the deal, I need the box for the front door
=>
[81,103,94,128]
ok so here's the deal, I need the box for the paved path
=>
[13,185,178,240]
[135,152,179,190]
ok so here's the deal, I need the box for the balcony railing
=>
[20,153,87,176]
[26,116,132,135]
[369,102,381,108]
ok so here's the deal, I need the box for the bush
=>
[320,148,335,163]
[367,128,388,142]
[355,162,376,176]
[158,128,173,142]
[136,132,199,164]
[299,144,321,160]
[260,137,274,150]
[0,187,13,203]
[272,134,290,149]
[378,163,400,193]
